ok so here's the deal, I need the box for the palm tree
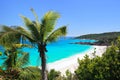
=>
[19,9,67,80]
[0,43,31,79]
[0,42,40,79]
[0,9,67,80]
[1,44,30,69]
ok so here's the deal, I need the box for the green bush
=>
[75,38,120,80]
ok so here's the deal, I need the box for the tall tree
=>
[0,9,67,80]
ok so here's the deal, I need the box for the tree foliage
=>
[0,44,30,69]
[75,37,120,80]
[76,32,120,40]
[18,67,41,80]
[48,69,61,80]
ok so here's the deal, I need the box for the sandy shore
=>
[47,46,107,75]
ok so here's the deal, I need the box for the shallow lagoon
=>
[0,38,95,66]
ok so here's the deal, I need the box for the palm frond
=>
[0,26,21,47]
[17,52,29,68]
[45,26,67,43]
[30,8,41,30]
[16,27,35,43]
[20,16,40,40]
[30,8,39,22]
[2,25,16,32]
[20,15,33,27]
[0,31,21,47]
[3,52,14,69]
[13,44,32,48]
[19,67,41,80]
[0,52,2,56]
[41,11,60,40]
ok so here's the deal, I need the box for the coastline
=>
[47,46,107,75]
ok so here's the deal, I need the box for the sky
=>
[0,0,120,36]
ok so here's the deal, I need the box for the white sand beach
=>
[47,46,107,75]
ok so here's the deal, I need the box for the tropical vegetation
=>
[0,8,120,80]
[0,32,120,80]
[75,37,120,80]
[0,44,41,79]
[0,9,67,80]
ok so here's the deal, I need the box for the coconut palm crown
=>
[0,9,67,80]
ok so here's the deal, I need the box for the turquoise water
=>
[22,38,94,66]
[0,38,95,66]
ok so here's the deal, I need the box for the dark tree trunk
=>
[38,44,47,80]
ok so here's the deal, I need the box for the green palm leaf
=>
[2,25,15,31]
[16,52,29,68]
[18,67,41,80]
[46,26,67,42]
[0,26,21,47]
[20,16,40,40]
[0,31,20,47]
[3,52,15,69]
[30,8,41,31]
[16,27,35,42]
[41,11,60,40]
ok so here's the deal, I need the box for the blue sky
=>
[0,0,120,36]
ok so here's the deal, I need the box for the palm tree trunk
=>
[38,44,47,80]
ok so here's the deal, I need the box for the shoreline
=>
[47,46,107,75]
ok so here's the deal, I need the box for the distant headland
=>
[74,32,120,46]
